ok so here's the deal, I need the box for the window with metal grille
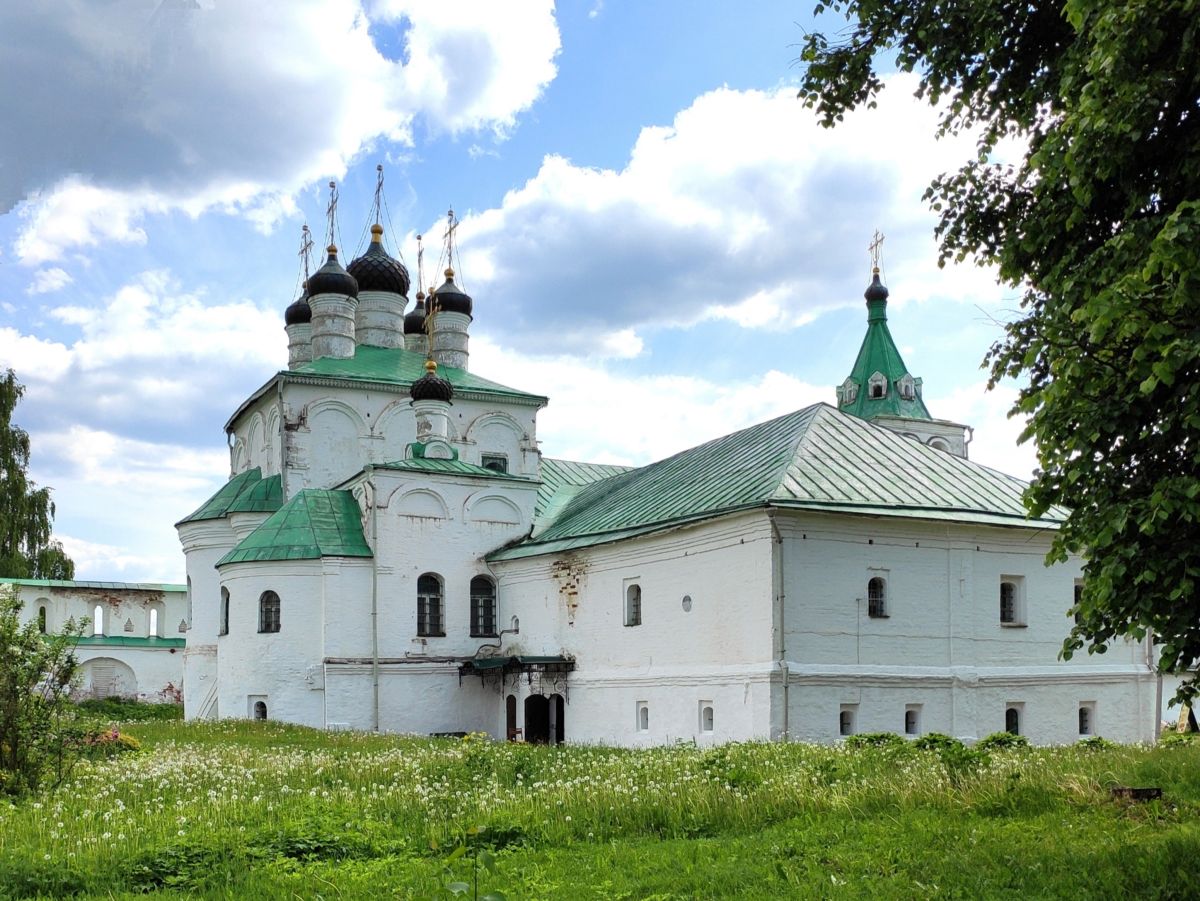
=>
[905,705,921,735]
[1078,705,1093,735]
[1000,581,1017,624]
[625,584,642,627]
[417,573,444,636]
[868,577,887,618]
[1005,706,1020,734]
[258,591,281,633]
[470,576,497,637]
[1073,581,1084,625]
[37,606,47,633]
[219,587,230,636]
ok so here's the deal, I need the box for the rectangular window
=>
[1073,580,1084,626]
[481,454,508,474]
[905,704,922,736]
[699,701,714,733]
[1079,703,1095,736]
[636,701,649,732]
[839,704,857,737]
[867,572,888,618]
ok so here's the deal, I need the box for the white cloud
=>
[429,75,1011,355]
[4,1,561,262]
[26,267,74,295]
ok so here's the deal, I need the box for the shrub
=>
[73,728,142,759]
[843,732,906,750]
[75,697,184,723]
[912,732,965,753]
[1158,731,1199,747]
[1077,736,1117,752]
[976,731,1031,752]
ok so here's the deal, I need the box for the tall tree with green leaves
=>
[0,369,74,580]
[797,1,1200,690]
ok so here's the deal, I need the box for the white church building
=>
[176,221,1159,745]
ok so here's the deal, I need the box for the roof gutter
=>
[768,509,789,742]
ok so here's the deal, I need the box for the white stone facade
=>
[176,261,1158,747]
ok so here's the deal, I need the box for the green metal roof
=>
[227,474,283,514]
[490,404,1058,561]
[839,285,932,421]
[373,458,531,480]
[227,345,547,431]
[74,635,186,648]
[177,468,262,525]
[536,458,633,522]
[217,490,373,567]
[0,579,186,593]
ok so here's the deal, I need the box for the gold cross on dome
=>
[868,229,885,270]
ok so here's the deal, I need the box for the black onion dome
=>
[404,293,427,335]
[431,268,472,317]
[864,270,889,303]
[284,293,311,325]
[347,225,410,296]
[306,245,359,298]
[410,359,453,402]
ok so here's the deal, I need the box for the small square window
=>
[481,454,508,474]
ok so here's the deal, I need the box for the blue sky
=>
[0,1,1032,581]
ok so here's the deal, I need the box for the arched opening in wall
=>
[699,701,714,734]
[148,607,160,638]
[625,584,642,627]
[254,701,268,721]
[929,438,950,452]
[37,606,47,634]
[92,604,104,636]
[81,658,137,698]
[259,591,281,633]
[470,576,497,637]
[219,587,230,636]
[524,695,551,744]
[506,695,518,741]
[1005,706,1021,735]
[417,573,444,636]
[867,577,887,618]
[549,693,565,745]
[1078,704,1094,735]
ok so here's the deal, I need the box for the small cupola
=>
[284,292,311,326]
[348,225,411,297]
[307,245,358,298]
[864,268,889,322]
[410,357,454,403]
[404,291,428,355]
[431,268,472,317]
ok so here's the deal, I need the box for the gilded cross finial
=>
[868,229,885,273]
[298,224,314,284]
[325,180,339,249]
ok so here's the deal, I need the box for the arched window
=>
[1005,706,1020,735]
[868,371,887,399]
[898,374,916,400]
[219,587,230,636]
[905,706,921,736]
[929,438,951,453]
[699,702,714,733]
[839,706,856,736]
[148,608,159,638]
[625,584,642,627]
[470,576,497,637]
[867,577,887,618]
[637,702,649,732]
[253,701,268,720]
[37,606,47,634]
[1078,705,1092,735]
[93,604,104,636]
[417,573,444,636]
[258,591,281,633]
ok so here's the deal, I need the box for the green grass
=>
[2,721,1199,899]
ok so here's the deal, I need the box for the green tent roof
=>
[217,490,373,567]
[838,282,932,421]
[491,404,1058,561]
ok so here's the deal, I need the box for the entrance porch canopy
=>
[458,655,574,684]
